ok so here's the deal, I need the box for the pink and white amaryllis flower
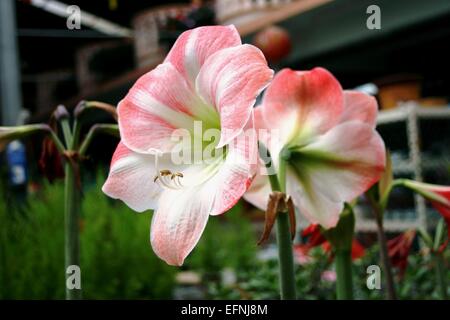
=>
[102,25,273,266]
[245,68,385,229]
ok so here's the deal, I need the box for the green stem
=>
[49,130,66,154]
[275,209,297,299]
[335,249,353,300]
[61,117,82,300]
[258,143,296,300]
[60,119,73,149]
[435,254,448,300]
[64,160,81,299]
[79,124,119,156]
[71,120,81,150]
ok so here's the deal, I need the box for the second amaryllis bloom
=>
[400,180,450,236]
[245,68,386,229]
[102,25,273,266]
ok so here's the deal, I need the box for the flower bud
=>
[54,105,70,121]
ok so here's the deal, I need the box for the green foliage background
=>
[0,177,448,300]
[0,180,175,299]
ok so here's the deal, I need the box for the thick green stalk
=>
[434,254,448,300]
[325,205,355,300]
[335,249,353,300]
[61,120,73,149]
[259,143,297,299]
[61,118,81,300]
[64,160,81,299]
[275,209,297,299]
[275,151,296,299]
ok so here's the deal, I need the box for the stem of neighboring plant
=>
[432,219,448,300]
[71,120,81,150]
[60,119,73,149]
[49,130,66,154]
[60,117,82,300]
[258,143,297,300]
[79,124,120,156]
[367,196,397,300]
[434,253,448,300]
[335,248,353,300]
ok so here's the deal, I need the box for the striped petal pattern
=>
[103,25,271,265]
[245,68,386,229]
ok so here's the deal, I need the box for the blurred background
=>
[1,0,450,299]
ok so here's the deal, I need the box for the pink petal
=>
[208,119,258,215]
[340,91,378,127]
[165,25,241,86]
[289,121,385,228]
[287,171,343,229]
[260,68,344,139]
[243,170,271,211]
[118,63,201,153]
[254,106,267,130]
[150,187,210,266]
[102,142,162,212]
[150,132,256,266]
[196,44,273,147]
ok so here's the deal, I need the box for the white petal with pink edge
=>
[340,91,378,127]
[196,44,273,148]
[243,170,271,211]
[150,187,211,266]
[118,63,205,154]
[259,68,344,145]
[150,138,256,266]
[288,121,385,228]
[102,142,162,212]
[286,171,343,229]
[165,25,241,86]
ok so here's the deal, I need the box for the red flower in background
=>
[350,239,366,260]
[387,229,416,277]
[322,239,366,260]
[293,224,365,264]
[302,224,327,247]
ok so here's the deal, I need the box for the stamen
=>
[153,169,185,190]
[152,153,185,190]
